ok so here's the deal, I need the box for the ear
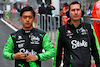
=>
[20,17,22,22]
[33,17,35,22]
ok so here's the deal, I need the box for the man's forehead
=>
[22,11,33,16]
[70,4,81,9]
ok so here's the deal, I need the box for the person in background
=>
[85,6,91,15]
[60,2,69,25]
[46,3,55,31]
[38,2,47,30]
[92,0,100,45]
[53,1,100,67]
[38,2,47,15]
[11,7,17,13]
[46,3,55,15]
[0,9,2,18]
[89,2,93,11]
[3,6,55,67]
[1,10,4,18]
[11,7,17,19]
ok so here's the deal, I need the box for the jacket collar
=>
[67,19,83,29]
[21,28,34,34]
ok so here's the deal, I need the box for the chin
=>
[25,25,31,28]
[74,18,80,21]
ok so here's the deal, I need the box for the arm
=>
[3,35,14,60]
[50,6,55,10]
[90,25,100,67]
[53,29,63,67]
[48,4,55,10]
[37,33,55,61]
[3,35,29,60]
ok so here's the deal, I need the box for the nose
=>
[74,10,78,14]
[26,17,29,21]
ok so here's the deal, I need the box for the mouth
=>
[25,23,30,25]
[74,15,78,18]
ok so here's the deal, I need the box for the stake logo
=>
[71,40,88,49]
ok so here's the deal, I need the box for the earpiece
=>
[81,10,84,17]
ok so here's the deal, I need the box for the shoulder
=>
[83,22,91,26]
[95,1,100,5]
[83,22,91,29]
[10,29,22,36]
[34,28,46,35]
[33,28,47,38]
[58,25,65,33]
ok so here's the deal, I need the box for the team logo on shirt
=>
[18,36,22,40]
[71,40,88,49]
[66,30,73,38]
[19,48,37,55]
[76,27,88,35]
[18,43,24,48]
[30,35,40,44]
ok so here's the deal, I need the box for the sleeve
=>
[91,3,98,18]
[36,33,55,61]
[53,29,63,67]
[2,35,15,60]
[38,7,41,14]
[90,25,100,67]
[50,6,55,10]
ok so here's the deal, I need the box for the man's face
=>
[69,4,81,21]
[20,11,34,30]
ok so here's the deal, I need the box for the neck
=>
[71,19,80,27]
[22,26,33,31]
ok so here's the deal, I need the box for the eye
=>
[77,9,80,11]
[72,9,75,11]
[29,16,32,19]
[23,16,27,19]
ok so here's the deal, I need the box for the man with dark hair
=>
[39,2,47,15]
[3,6,55,67]
[46,3,55,31]
[53,1,100,67]
[46,3,55,15]
[38,2,47,30]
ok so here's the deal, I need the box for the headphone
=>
[66,10,84,18]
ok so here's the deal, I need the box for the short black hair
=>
[48,3,51,5]
[20,6,35,17]
[64,3,68,6]
[41,2,44,7]
[69,1,81,10]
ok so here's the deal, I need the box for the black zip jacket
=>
[46,6,55,15]
[3,28,55,67]
[53,20,100,67]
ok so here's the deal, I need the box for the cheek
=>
[80,12,82,17]
[22,21,25,25]
[69,12,73,17]
[20,18,22,22]
[21,18,25,22]
[30,19,34,22]
[22,20,26,24]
